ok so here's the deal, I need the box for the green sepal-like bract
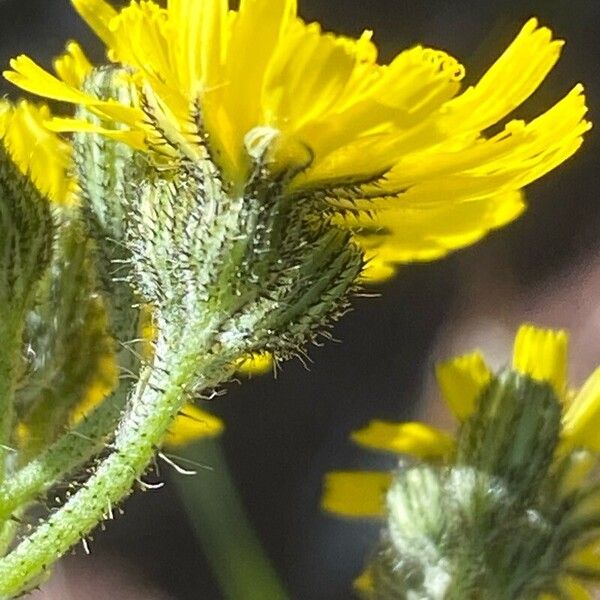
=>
[125,160,363,377]
[457,371,562,500]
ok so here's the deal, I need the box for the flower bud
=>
[72,67,145,343]
[0,140,53,316]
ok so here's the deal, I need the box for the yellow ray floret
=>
[435,351,493,421]
[3,2,590,281]
[0,100,76,204]
[322,471,392,518]
[513,324,568,397]
[236,352,274,376]
[53,41,93,88]
[351,420,455,459]
[163,404,224,447]
[562,368,600,452]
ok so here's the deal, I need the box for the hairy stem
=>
[0,338,236,598]
[0,386,127,523]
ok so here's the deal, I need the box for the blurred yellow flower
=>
[323,324,600,517]
[324,324,600,598]
[3,1,591,281]
[236,353,274,376]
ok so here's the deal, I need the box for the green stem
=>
[0,295,142,524]
[0,387,126,523]
[0,320,22,481]
[174,439,289,600]
[0,319,29,562]
[0,342,233,598]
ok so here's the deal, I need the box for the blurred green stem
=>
[174,439,289,600]
[0,320,22,482]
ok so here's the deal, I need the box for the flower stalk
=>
[0,387,125,524]
[0,337,231,597]
[0,254,356,596]
[175,439,289,600]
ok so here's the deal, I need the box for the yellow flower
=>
[3,2,590,281]
[324,324,600,516]
[324,324,600,599]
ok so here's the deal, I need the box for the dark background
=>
[1,1,599,598]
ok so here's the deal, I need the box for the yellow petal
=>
[435,351,493,421]
[53,41,93,88]
[0,100,77,204]
[512,324,568,398]
[562,367,600,452]
[46,117,146,150]
[567,542,600,572]
[382,85,589,208]
[163,405,224,447]
[351,420,455,460]
[359,254,398,283]
[167,0,228,90]
[559,578,593,600]
[329,70,588,280]
[556,450,597,496]
[70,356,119,425]
[262,21,376,136]
[6,55,100,105]
[291,44,465,187]
[71,0,119,47]
[354,568,374,595]
[14,422,31,450]
[104,2,181,94]
[345,191,524,269]
[321,471,391,518]
[219,0,298,172]
[4,55,142,126]
[443,19,565,133]
[236,353,273,376]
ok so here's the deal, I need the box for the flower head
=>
[4,2,590,281]
[324,325,600,598]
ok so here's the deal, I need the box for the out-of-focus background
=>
[1,0,599,598]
